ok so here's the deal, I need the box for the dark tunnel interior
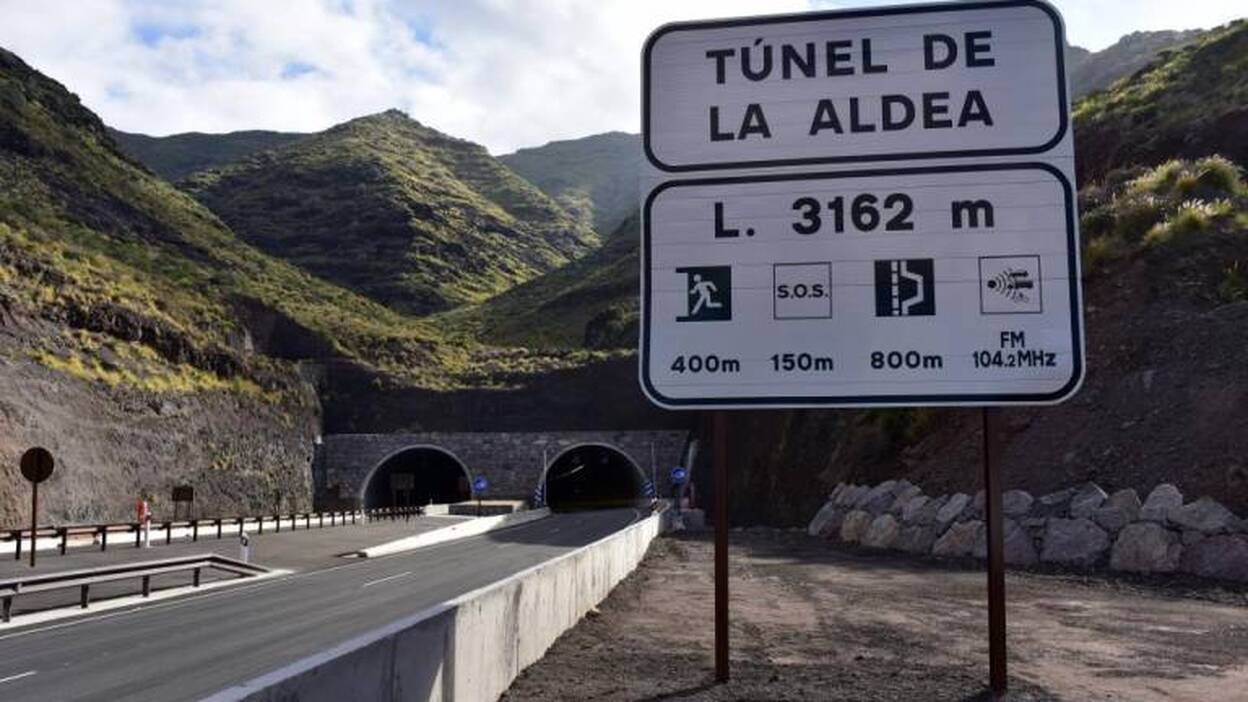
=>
[363,447,471,509]
[544,445,646,512]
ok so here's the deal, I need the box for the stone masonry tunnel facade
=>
[313,431,692,509]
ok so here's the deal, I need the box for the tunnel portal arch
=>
[540,443,648,512]
[360,445,472,509]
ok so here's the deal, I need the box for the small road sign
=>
[671,467,688,484]
[20,447,54,484]
[640,1,1083,409]
[472,476,488,494]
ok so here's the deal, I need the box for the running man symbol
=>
[677,266,732,322]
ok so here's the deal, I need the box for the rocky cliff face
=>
[0,328,319,524]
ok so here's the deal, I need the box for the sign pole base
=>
[29,481,37,569]
[713,410,730,683]
[982,407,1007,698]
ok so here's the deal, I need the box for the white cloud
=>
[0,1,1241,153]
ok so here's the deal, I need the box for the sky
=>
[0,1,1241,154]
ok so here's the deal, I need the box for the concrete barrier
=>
[355,508,551,558]
[207,508,666,702]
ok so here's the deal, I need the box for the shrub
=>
[1219,261,1248,303]
[1144,199,1232,246]
[1194,155,1244,196]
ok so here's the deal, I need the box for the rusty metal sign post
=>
[20,447,55,568]
[712,411,729,682]
[982,409,1008,696]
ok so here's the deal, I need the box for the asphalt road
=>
[0,508,642,701]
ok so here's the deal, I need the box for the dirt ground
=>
[503,530,1248,701]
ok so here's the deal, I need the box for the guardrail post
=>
[100,527,107,552]
[165,521,172,545]
[14,531,21,561]
[237,517,244,537]
[2,596,11,623]
[134,523,141,549]
[319,512,324,528]
[80,584,90,609]
[216,518,223,540]
[193,568,201,587]
[290,514,296,531]
[59,527,68,555]
[258,516,264,535]
[305,513,310,529]
[275,515,280,533]
[142,575,151,598]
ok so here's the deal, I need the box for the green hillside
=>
[185,111,599,315]
[0,46,486,390]
[440,215,639,349]
[1075,20,1248,182]
[109,128,308,181]
[500,131,639,236]
[1067,30,1201,97]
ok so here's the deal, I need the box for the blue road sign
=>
[472,476,488,493]
[670,467,688,484]
[643,480,655,498]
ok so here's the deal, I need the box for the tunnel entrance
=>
[543,444,646,512]
[362,447,471,509]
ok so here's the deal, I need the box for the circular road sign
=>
[20,447,55,484]
[670,466,688,484]
[472,476,488,493]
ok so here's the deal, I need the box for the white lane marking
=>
[0,670,36,685]
[360,571,412,589]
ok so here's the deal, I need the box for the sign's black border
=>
[642,0,1069,172]
[639,162,1084,408]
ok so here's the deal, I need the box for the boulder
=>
[973,518,1038,565]
[889,485,924,515]
[936,493,971,528]
[932,520,981,558]
[1181,535,1248,582]
[1068,483,1108,519]
[1168,497,1239,534]
[901,495,931,524]
[1093,488,1141,534]
[896,525,938,554]
[916,495,947,526]
[1041,518,1110,566]
[835,485,865,508]
[828,483,848,504]
[1140,484,1183,522]
[807,502,843,538]
[1182,530,1206,547]
[1109,522,1182,574]
[840,510,873,544]
[1001,490,1034,519]
[856,480,900,514]
[1034,488,1075,518]
[961,490,986,521]
[862,514,901,549]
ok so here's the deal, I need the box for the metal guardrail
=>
[3,505,425,560]
[0,554,270,623]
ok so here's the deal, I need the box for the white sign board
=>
[640,1,1083,409]
[643,0,1068,172]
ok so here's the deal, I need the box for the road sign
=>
[20,447,54,483]
[472,476,488,494]
[640,2,1083,409]
[671,467,688,484]
[643,1,1067,172]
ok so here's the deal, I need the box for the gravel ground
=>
[503,530,1248,701]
